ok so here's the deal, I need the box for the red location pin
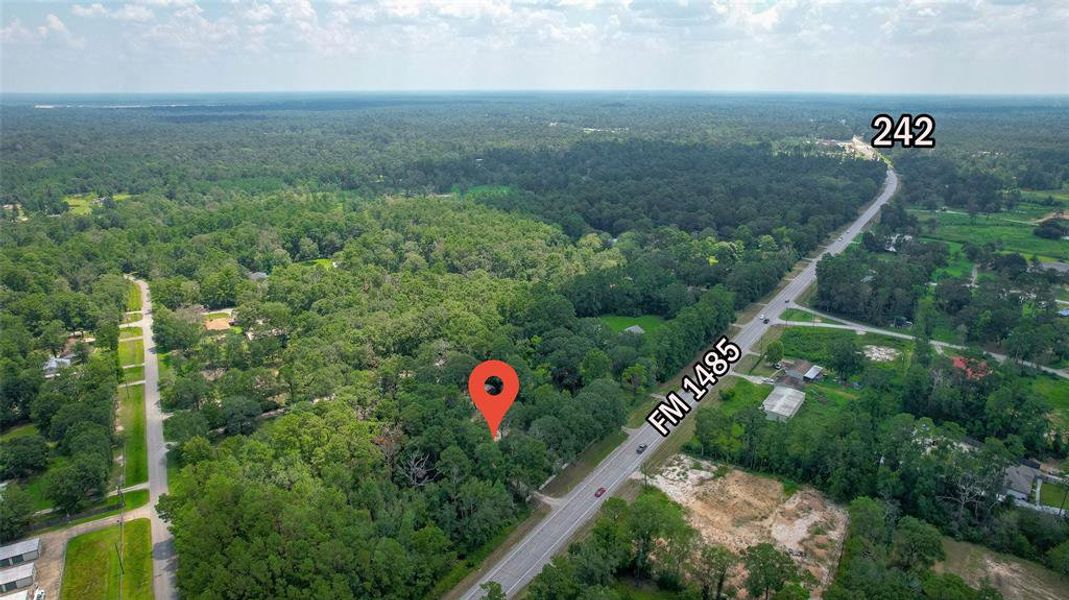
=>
[468,360,519,440]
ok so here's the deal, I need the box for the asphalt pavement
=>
[130,277,179,600]
[458,165,900,599]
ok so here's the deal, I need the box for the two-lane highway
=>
[459,165,899,599]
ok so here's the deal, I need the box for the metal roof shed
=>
[762,386,806,422]
[0,539,39,568]
[0,563,35,593]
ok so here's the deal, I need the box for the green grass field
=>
[0,422,38,441]
[122,312,142,324]
[120,327,142,340]
[64,193,133,215]
[780,308,843,325]
[203,311,231,320]
[911,208,1068,262]
[119,384,147,485]
[1034,376,1069,428]
[125,282,142,312]
[718,379,773,415]
[60,518,154,600]
[1040,481,1069,510]
[779,326,911,365]
[123,366,145,383]
[118,339,144,367]
[599,314,667,335]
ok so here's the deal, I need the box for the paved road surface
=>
[458,166,900,599]
[130,277,179,600]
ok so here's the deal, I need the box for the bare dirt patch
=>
[937,538,1069,600]
[863,345,900,362]
[650,455,848,597]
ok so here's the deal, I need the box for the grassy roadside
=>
[33,490,150,533]
[60,518,154,600]
[120,384,147,485]
[118,339,144,366]
[541,430,628,498]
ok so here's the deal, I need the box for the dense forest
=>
[2,94,1067,597]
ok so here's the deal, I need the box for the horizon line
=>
[2,89,1068,98]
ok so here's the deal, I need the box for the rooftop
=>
[0,563,34,585]
[0,539,39,563]
[762,386,806,420]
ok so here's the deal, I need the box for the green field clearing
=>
[911,208,1068,262]
[118,339,144,366]
[120,384,147,485]
[937,537,1069,600]
[125,283,141,312]
[120,327,141,340]
[779,326,912,365]
[61,518,154,600]
[599,314,667,335]
[122,312,141,324]
[64,193,133,215]
[541,429,628,497]
[780,308,843,325]
[1020,188,1069,205]
[203,311,231,320]
[717,379,773,415]
[0,422,38,441]
[123,366,144,383]
[1034,376,1069,428]
[1040,481,1069,509]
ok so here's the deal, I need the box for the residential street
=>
[129,277,179,600]
[457,165,901,599]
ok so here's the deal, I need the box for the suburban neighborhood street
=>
[130,277,179,600]
[458,164,901,599]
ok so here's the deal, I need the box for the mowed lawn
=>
[1040,481,1069,510]
[123,366,145,383]
[125,282,142,312]
[61,518,154,600]
[599,314,666,334]
[118,339,144,366]
[120,327,142,340]
[120,384,147,485]
[1035,376,1069,429]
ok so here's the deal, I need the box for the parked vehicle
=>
[595,487,607,498]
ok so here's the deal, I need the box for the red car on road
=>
[594,487,607,498]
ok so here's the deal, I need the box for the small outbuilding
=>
[0,589,30,600]
[41,355,72,378]
[624,325,645,335]
[0,539,39,568]
[0,563,35,594]
[762,386,806,422]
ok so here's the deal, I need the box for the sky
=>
[1,0,1066,95]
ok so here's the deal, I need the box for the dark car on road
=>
[595,487,607,498]
[636,443,648,454]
